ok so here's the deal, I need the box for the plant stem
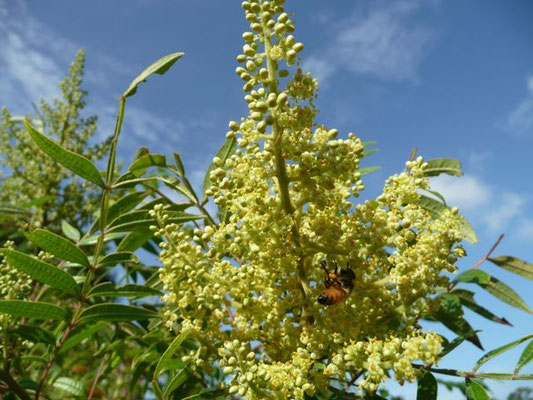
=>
[448,234,504,292]
[0,369,31,400]
[34,303,82,399]
[87,355,107,400]
[261,16,311,307]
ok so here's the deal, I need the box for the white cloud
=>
[517,219,533,240]
[429,174,527,236]
[505,74,533,136]
[303,0,437,84]
[430,175,491,210]
[0,0,196,157]
[481,192,525,234]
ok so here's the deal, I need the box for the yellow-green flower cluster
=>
[156,0,466,397]
[0,241,32,300]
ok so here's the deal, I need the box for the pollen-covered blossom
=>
[156,0,466,398]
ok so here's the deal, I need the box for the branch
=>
[0,369,31,400]
[448,234,504,292]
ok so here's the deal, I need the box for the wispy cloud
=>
[0,0,196,158]
[429,174,527,235]
[430,175,491,210]
[303,0,437,85]
[505,75,533,136]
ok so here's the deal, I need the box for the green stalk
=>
[260,19,311,307]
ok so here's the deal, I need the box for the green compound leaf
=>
[53,377,87,399]
[452,289,512,326]
[79,303,158,322]
[61,220,81,242]
[202,136,237,203]
[489,256,533,280]
[11,325,56,346]
[453,270,533,314]
[473,334,533,372]
[465,379,490,400]
[0,249,79,296]
[417,371,438,400]
[154,329,191,378]
[128,154,167,176]
[423,158,463,177]
[24,121,105,188]
[0,300,67,320]
[515,339,533,374]
[25,229,90,267]
[418,195,477,243]
[88,282,162,298]
[124,52,184,98]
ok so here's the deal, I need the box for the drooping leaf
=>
[433,297,483,350]
[88,282,162,298]
[0,300,67,320]
[24,121,105,187]
[452,289,512,326]
[423,158,463,177]
[473,334,533,372]
[60,321,107,354]
[453,270,533,314]
[0,249,79,296]
[53,377,87,399]
[515,340,533,374]
[417,371,437,400]
[489,256,533,280]
[418,195,477,243]
[25,229,90,267]
[123,52,184,98]
[154,329,191,378]
[128,154,167,176]
[79,303,157,322]
[465,379,490,400]
[11,325,56,346]
[61,220,81,242]
[202,136,237,203]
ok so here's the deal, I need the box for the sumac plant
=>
[1,1,532,399]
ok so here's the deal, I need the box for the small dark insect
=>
[317,260,355,306]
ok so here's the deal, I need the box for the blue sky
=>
[1,0,533,398]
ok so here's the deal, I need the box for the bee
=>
[317,260,355,306]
